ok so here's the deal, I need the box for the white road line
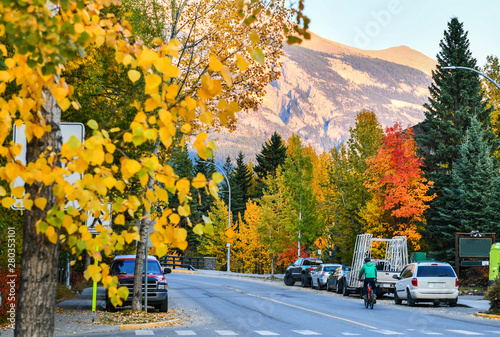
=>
[341,333,361,336]
[370,330,403,335]
[175,331,197,336]
[254,331,280,336]
[420,332,443,335]
[486,332,500,335]
[446,331,484,335]
[292,330,321,336]
[135,331,155,336]
[215,331,239,336]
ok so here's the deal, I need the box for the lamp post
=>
[441,66,500,90]
[203,161,231,272]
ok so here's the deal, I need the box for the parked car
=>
[284,258,323,287]
[106,255,172,312]
[326,265,351,293]
[393,261,459,307]
[310,264,342,290]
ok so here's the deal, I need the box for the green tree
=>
[440,117,500,241]
[328,110,383,264]
[481,55,500,155]
[231,152,253,219]
[220,156,233,207]
[254,132,287,177]
[415,18,495,260]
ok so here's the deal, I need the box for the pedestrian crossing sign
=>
[315,237,326,249]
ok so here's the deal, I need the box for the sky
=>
[301,0,500,67]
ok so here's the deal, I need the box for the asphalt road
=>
[71,272,500,337]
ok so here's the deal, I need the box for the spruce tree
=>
[440,117,500,239]
[232,152,253,219]
[254,132,287,198]
[415,17,494,261]
[220,156,233,207]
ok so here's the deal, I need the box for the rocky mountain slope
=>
[212,32,436,164]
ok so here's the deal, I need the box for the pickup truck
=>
[284,257,323,287]
[343,259,399,297]
[106,254,171,312]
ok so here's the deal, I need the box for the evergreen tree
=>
[254,132,287,198]
[220,156,233,207]
[254,132,287,180]
[193,157,217,225]
[415,18,495,260]
[232,152,253,219]
[440,117,500,242]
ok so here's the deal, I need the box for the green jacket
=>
[358,262,377,279]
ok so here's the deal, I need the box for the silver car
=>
[393,261,459,306]
[311,264,342,290]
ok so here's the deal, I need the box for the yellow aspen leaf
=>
[95,35,105,48]
[117,286,129,300]
[199,111,213,125]
[249,31,260,46]
[68,135,82,149]
[23,197,33,210]
[103,176,116,189]
[193,223,204,236]
[155,188,168,202]
[33,124,45,139]
[236,54,249,71]
[251,47,265,65]
[14,119,23,127]
[207,140,217,150]
[0,44,6,56]
[209,54,223,71]
[2,197,15,208]
[145,74,162,92]
[51,87,67,103]
[178,204,190,217]
[146,189,156,203]
[212,172,224,184]
[180,123,191,133]
[192,172,207,188]
[0,71,11,82]
[11,186,24,198]
[138,48,158,68]
[35,197,47,210]
[169,213,180,224]
[144,98,158,112]
[128,69,141,83]
[221,66,233,87]
[115,214,125,225]
[0,186,5,196]
[125,160,141,175]
[87,120,98,130]
[159,128,172,148]
[174,228,187,242]
[59,98,71,111]
[45,226,58,244]
[177,240,188,251]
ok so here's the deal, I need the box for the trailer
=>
[343,234,408,297]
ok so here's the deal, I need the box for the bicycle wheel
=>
[364,296,369,308]
[364,286,370,308]
[369,290,375,309]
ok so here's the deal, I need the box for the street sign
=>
[12,123,85,210]
[86,203,112,234]
[314,237,326,249]
[225,227,235,239]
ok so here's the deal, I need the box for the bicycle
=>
[359,278,375,309]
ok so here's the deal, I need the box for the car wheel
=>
[449,298,457,307]
[301,274,308,287]
[342,283,349,296]
[326,282,331,292]
[284,273,295,286]
[433,300,440,307]
[106,297,117,312]
[311,278,315,289]
[406,290,415,306]
[394,291,402,305]
[158,298,168,312]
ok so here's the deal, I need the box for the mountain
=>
[211,31,436,164]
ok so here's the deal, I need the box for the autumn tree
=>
[362,123,436,250]
[416,18,495,260]
[481,55,500,156]
[327,110,383,263]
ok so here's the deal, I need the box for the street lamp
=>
[441,66,500,90]
[203,161,232,272]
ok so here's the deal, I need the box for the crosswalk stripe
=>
[446,331,483,335]
[341,333,361,336]
[175,331,197,336]
[370,330,403,335]
[420,332,443,335]
[292,331,321,336]
[254,331,280,336]
[215,331,238,336]
[135,331,155,336]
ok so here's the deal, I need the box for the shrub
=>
[461,266,489,288]
[485,278,500,315]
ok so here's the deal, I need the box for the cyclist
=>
[358,257,377,302]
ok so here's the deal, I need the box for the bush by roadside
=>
[485,278,500,315]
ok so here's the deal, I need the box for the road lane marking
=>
[177,278,378,330]
[292,330,321,335]
[446,331,483,335]
[370,329,403,335]
[341,333,361,336]
[135,331,155,335]
[420,332,443,335]
[175,331,197,336]
[255,331,280,336]
[215,330,238,335]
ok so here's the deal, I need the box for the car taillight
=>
[455,278,459,287]
[322,272,325,276]
[411,278,418,287]
[309,267,313,272]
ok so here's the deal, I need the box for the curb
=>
[171,269,196,274]
[119,318,181,331]
[476,312,500,319]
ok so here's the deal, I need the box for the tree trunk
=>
[15,88,62,337]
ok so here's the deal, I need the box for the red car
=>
[106,255,171,312]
